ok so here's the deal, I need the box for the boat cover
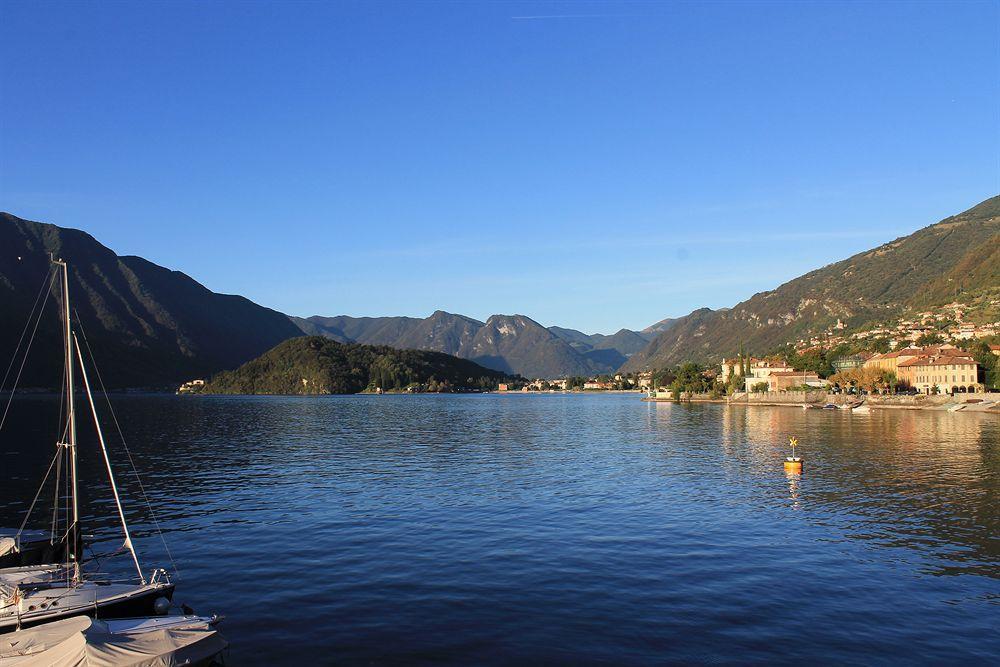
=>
[0,532,52,559]
[0,615,228,666]
[0,564,66,591]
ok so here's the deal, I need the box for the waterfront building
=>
[743,359,796,393]
[177,378,206,393]
[864,348,927,374]
[897,355,981,394]
[765,371,825,391]
[634,372,653,391]
[583,380,613,390]
[719,358,743,380]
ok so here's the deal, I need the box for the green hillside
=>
[625,195,1000,370]
[201,336,510,394]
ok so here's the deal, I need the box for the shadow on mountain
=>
[583,348,627,371]
[470,355,515,374]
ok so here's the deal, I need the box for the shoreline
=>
[643,392,1000,413]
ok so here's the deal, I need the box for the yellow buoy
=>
[784,457,803,473]
[784,436,803,473]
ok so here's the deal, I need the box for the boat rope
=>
[76,317,181,581]
[0,267,57,434]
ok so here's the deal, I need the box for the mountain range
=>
[290,312,654,378]
[2,194,997,387]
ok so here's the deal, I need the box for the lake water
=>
[1,394,998,664]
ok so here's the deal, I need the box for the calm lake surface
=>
[1,394,998,664]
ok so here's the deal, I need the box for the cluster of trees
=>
[960,339,1000,390]
[827,367,898,394]
[647,362,721,399]
[202,336,514,395]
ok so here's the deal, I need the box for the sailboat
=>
[0,257,175,633]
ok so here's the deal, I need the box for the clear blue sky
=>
[2,1,997,334]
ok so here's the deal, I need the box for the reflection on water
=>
[785,470,802,511]
[1,394,998,664]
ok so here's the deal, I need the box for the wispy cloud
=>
[511,14,643,20]
[351,227,910,261]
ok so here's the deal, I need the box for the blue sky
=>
[1,1,997,334]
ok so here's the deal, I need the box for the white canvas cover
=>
[0,615,227,666]
[0,540,14,559]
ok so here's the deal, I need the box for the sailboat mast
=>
[73,333,145,583]
[53,256,80,566]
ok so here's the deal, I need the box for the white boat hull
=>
[0,569,174,633]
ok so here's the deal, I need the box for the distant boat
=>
[0,614,227,665]
[0,258,174,633]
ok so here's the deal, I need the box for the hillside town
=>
[791,302,1000,353]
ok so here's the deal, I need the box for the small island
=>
[195,336,514,395]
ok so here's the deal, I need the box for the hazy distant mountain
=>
[293,312,631,377]
[548,326,650,356]
[298,315,422,345]
[394,310,485,356]
[0,212,304,387]
[640,317,678,338]
[545,327,652,371]
[547,326,598,352]
[624,195,1000,370]
[592,329,651,356]
[464,314,595,377]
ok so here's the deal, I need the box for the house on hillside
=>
[832,354,869,373]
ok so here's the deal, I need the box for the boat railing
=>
[149,567,171,586]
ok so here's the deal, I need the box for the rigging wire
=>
[75,316,180,580]
[0,267,57,434]
[51,364,67,542]
[0,265,54,392]
[17,450,61,537]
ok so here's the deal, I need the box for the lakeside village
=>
[498,306,1000,400]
